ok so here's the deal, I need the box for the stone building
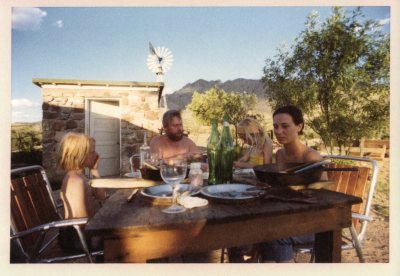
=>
[33,78,164,184]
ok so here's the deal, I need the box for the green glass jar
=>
[218,115,234,184]
[207,119,220,185]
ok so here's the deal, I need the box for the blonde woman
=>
[57,133,107,252]
[233,117,273,168]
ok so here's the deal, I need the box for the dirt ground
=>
[340,157,390,263]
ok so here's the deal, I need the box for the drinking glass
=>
[149,152,160,167]
[160,158,188,214]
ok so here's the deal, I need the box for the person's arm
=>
[90,153,108,200]
[188,139,202,155]
[182,138,202,161]
[233,150,251,168]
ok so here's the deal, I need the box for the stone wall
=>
[40,83,164,183]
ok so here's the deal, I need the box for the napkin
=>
[178,196,208,209]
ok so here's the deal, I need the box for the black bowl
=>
[140,168,162,181]
[140,167,191,181]
[253,163,323,187]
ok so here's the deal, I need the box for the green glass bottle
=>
[218,115,234,184]
[207,119,220,185]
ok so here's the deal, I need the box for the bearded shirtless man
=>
[150,109,201,161]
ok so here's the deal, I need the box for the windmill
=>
[147,42,174,82]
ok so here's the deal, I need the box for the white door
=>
[88,100,120,176]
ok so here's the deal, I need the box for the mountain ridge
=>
[166,78,265,110]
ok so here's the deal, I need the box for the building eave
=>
[32,78,164,89]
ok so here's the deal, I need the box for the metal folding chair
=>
[295,155,379,263]
[10,165,103,263]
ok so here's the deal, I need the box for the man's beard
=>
[166,131,183,141]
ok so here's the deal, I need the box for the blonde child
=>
[234,117,273,168]
[57,133,107,252]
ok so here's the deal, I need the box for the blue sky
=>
[11,6,390,122]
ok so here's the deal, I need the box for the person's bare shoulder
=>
[149,135,162,146]
[149,135,166,153]
[304,147,323,162]
[183,136,197,147]
[64,174,86,193]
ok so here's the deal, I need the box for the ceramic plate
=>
[141,184,199,199]
[200,183,266,201]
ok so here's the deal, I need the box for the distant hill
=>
[165,78,266,110]
[11,121,42,132]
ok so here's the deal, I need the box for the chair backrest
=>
[323,155,379,240]
[10,165,61,251]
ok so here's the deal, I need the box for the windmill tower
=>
[147,42,174,82]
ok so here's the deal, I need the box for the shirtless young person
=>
[57,133,107,252]
[260,105,324,263]
[273,105,322,164]
[150,109,201,161]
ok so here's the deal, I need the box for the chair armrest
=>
[10,218,88,240]
[352,212,373,222]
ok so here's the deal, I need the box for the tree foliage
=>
[262,7,389,153]
[187,86,258,142]
[11,130,41,152]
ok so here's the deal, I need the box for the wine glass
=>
[160,158,188,214]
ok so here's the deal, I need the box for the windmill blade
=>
[149,42,157,56]
[147,54,159,73]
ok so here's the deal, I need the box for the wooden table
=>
[86,187,362,263]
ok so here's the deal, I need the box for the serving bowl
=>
[253,163,323,187]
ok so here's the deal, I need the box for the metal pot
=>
[140,167,191,181]
[253,161,357,187]
[140,168,163,181]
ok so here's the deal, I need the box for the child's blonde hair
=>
[58,133,93,171]
[237,118,268,151]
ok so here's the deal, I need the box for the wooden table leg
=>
[314,229,342,263]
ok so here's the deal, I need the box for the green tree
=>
[187,86,258,143]
[262,7,389,154]
[11,129,41,152]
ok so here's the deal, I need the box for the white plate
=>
[141,184,199,199]
[200,183,265,200]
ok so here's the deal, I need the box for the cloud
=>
[12,98,40,108]
[378,18,390,26]
[12,7,47,31]
[53,20,63,28]
[12,99,41,122]
[12,110,42,123]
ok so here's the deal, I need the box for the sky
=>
[10,5,390,122]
